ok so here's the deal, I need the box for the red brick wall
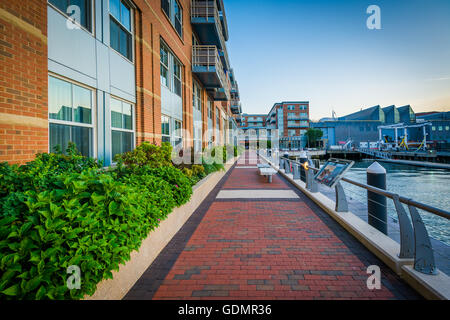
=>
[133,0,230,149]
[0,0,48,164]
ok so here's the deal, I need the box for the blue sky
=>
[224,0,450,120]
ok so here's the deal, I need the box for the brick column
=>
[0,1,48,164]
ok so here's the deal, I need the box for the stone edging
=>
[84,158,238,300]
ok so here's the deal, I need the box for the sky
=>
[223,0,450,120]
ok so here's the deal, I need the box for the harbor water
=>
[338,161,450,246]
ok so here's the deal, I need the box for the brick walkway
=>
[125,151,421,300]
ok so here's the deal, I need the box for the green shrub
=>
[142,166,193,206]
[0,141,223,300]
[114,142,172,169]
[0,169,156,300]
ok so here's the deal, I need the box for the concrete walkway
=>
[125,151,421,300]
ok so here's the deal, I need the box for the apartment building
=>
[237,101,310,149]
[0,0,240,165]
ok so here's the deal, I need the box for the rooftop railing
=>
[262,149,450,276]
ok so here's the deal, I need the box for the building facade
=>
[310,105,445,149]
[236,101,310,149]
[0,0,240,165]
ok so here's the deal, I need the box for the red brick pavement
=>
[125,151,420,300]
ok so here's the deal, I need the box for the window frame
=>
[110,95,135,162]
[161,114,171,143]
[161,0,184,39]
[160,39,183,96]
[48,0,95,34]
[109,0,135,62]
[48,73,97,157]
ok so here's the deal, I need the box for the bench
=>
[258,165,277,183]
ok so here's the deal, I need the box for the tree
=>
[305,128,323,148]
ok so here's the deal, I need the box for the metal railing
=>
[192,45,228,92]
[191,0,226,50]
[358,148,392,160]
[260,149,450,276]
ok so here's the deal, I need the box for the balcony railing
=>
[191,0,226,50]
[192,45,227,89]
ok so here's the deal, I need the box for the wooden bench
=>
[258,164,277,183]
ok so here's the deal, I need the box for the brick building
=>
[0,0,240,165]
[237,101,310,149]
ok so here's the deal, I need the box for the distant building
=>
[310,105,433,148]
[417,112,450,150]
[237,101,310,149]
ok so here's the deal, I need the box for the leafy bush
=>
[0,169,155,300]
[0,141,231,300]
[114,142,172,169]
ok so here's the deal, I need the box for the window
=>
[48,76,94,157]
[287,105,296,110]
[300,105,308,110]
[111,97,134,159]
[432,126,436,131]
[160,40,183,96]
[173,59,182,96]
[288,130,296,137]
[161,0,183,38]
[109,0,133,61]
[161,115,171,143]
[439,126,443,131]
[193,81,202,112]
[207,99,213,119]
[446,126,449,131]
[160,45,169,87]
[49,0,93,32]
[174,120,182,147]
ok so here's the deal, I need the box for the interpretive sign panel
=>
[314,158,354,188]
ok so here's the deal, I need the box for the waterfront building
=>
[417,111,450,150]
[310,104,435,149]
[0,0,240,165]
[237,101,310,149]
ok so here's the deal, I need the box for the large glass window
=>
[207,99,213,119]
[160,40,183,96]
[109,0,133,61]
[173,59,182,96]
[161,115,171,143]
[161,0,183,38]
[49,0,92,32]
[193,81,202,112]
[287,105,296,110]
[111,97,134,160]
[160,45,169,87]
[48,76,94,157]
[174,120,182,147]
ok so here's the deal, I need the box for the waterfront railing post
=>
[299,150,307,182]
[367,162,388,235]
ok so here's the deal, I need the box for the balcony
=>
[191,0,226,50]
[230,100,241,115]
[192,45,228,89]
